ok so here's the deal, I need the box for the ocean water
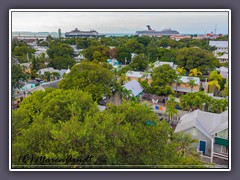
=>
[12,32,134,38]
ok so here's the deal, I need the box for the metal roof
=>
[209,41,228,48]
[126,71,151,79]
[179,76,200,86]
[175,109,228,139]
[123,80,144,96]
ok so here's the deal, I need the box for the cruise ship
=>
[136,25,179,37]
[65,28,99,38]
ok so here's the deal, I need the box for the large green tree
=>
[12,91,204,168]
[176,47,219,74]
[58,61,116,101]
[130,53,148,71]
[150,64,177,96]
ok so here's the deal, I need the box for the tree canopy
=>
[58,61,116,101]
[176,47,219,74]
[12,89,204,168]
[149,64,177,96]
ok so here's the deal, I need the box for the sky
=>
[11,11,229,34]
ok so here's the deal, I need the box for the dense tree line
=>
[12,89,204,168]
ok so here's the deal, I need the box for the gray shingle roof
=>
[175,109,228,139]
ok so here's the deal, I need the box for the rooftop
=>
[175,109,228,139]
[123,80,144,96]
[209,41,228,48]
[126,71,151,79]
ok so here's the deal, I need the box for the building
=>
[219,67,228,79]
[209,41,228,53]
[34,46,49,58]
[153,61,177,70]
[37,67,70,77]
[126,71,152,84]
[171,76,200,93]
[216,53,228,63]
[31,79,62,92]
[175,109,228,165]
[123,80,144,97]
[170,35,191,41]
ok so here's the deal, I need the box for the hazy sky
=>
[11,11,229,34]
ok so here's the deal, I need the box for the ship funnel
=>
[146,25,152,30]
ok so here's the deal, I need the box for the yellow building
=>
[126,71,152,84]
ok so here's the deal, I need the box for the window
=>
[192,128,197,136]
[221,146,228,154]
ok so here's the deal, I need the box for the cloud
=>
[11,11,229,34]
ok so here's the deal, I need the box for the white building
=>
[216,53,228,63]
[209,41,228,53]
[153,61,177,70]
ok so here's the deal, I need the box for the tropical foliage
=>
[12,89,204,168]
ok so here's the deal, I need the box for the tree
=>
[130,53,148,71]
[58,61,116,101]
[47,42,74,59]
[12,89,204,167]
[187,79,196,92]
[150,64,177,96]
[176,67,186,76]
[44,71,51,82]
[165,95,178,123]
[12,62,28,100]
[208,70,222,94]
[179,92,227,112]
[173,132,198,157]
[209,98,228,113]
[189,68,202,77]
[51,72,61,80]
[82,45,109,61]
[176,47,219,74]
[175,75,183,93]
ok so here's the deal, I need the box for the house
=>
[153,61,177,70]
[219,67,228,79]
[209,41,228,53]
[34,46,49,58]
[123,80,144,97]
[175,109,228,165]
[37,67,70,78]
[31,79,62,92]
[171,76,200,93]
[170,35,191,41]
[126,71,152,84]
[216,53,228,63]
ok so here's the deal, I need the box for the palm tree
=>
[187,79,196,92]
[208,80,221,94]
[175,75,183,93]
[176,67,186,76]
[43,71,51,82]
[208,70,222,94]
[189,68,202,77]
[173,132,198,157]
[165,95,178,124]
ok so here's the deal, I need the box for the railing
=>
[213,152,228,160]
